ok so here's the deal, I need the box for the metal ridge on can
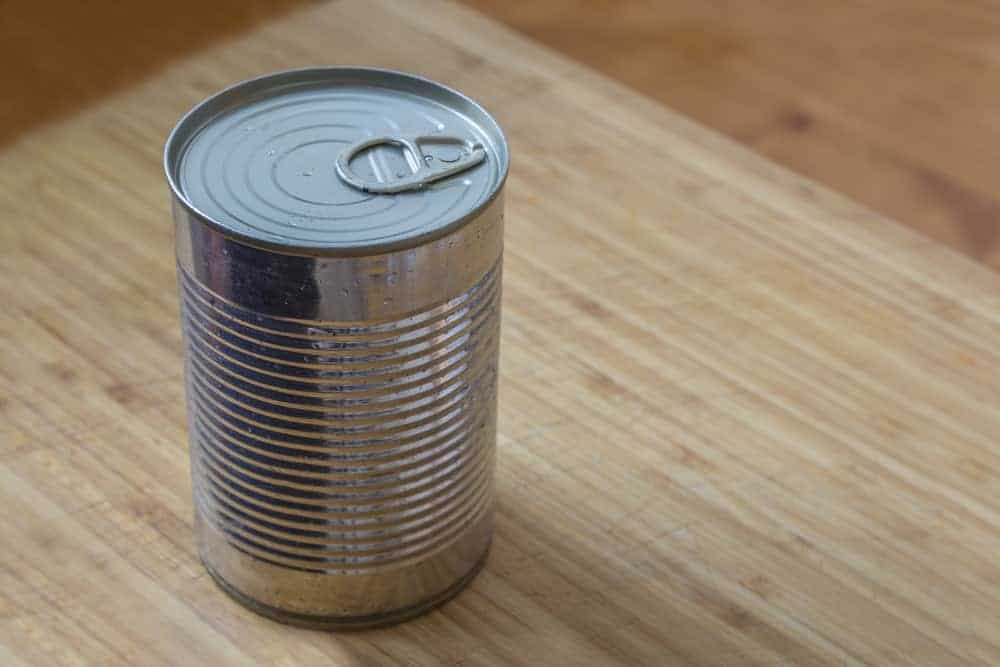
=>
[165,67,508,629]
[164,67,509,256]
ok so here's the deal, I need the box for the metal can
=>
[163,68,508,629]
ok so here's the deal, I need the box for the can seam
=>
[202,541,491,630]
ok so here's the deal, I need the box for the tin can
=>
[163,68,508,629]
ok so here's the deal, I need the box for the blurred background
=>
[3,0,997,268]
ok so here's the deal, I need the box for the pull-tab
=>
[335,134,486,194]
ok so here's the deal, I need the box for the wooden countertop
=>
[2,1,999,664]
[463,0,1000,271]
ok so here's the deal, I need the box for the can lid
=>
[165,68,508,255]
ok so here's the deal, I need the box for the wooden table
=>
[2,1,999,664]
[463,0,1000,271]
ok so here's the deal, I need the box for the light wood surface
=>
[464,0,1000,270]
[3,1,1000,664]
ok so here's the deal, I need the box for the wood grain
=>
[2,0,1000,664]
[462,0,1000,270]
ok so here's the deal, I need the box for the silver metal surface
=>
[165,68,507,628]
[165,67,507,254]
[335,134,486,194]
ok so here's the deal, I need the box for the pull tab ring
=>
[335,134,486,194]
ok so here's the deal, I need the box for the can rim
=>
[163,67,509,257]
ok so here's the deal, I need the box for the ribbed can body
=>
[172,195,503,627]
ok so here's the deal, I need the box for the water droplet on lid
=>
[435,122,446,131]
[340,288,349,297]
[437,147,464,163]
[462,178,472,186]
[265,149,277,158]
[383,296,394,305]
[387,272,399,285]
[301,169,314,177]
[423,154,434,164]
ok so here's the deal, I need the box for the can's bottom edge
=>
[202,543,492,631]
